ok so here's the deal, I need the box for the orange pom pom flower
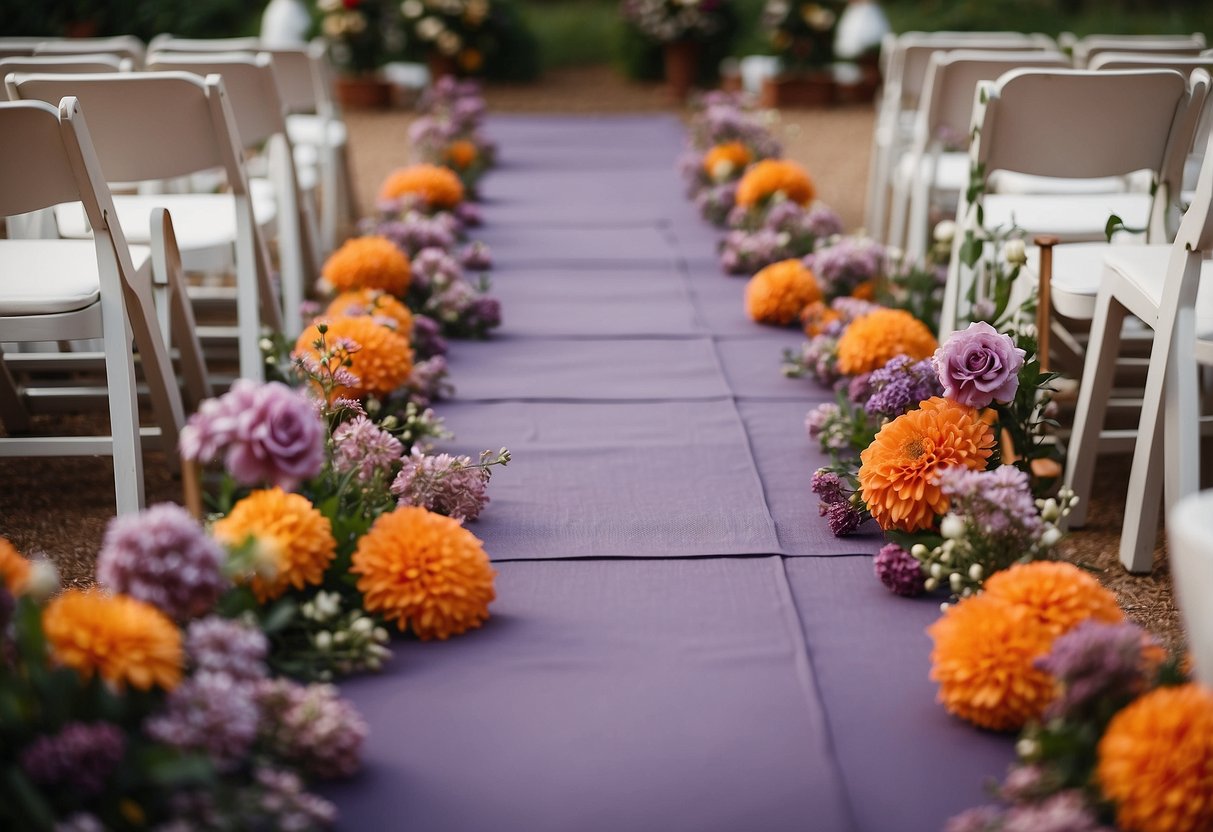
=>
[379,164,465,209]
[735,159,816,207]
[212,488,337,603]
[858,397,995,532]
[836,308,938,375]
[1097,683,1213,832]
[294,316,414,401]
[703,141,753,181]
[0,536,30,593]
[43,589,183,691]
[928,593,1057,731]
[351,506,496,640]
[444,139,479,170]
[984,561,1124,639]
[325,289,415,339]
[322,236,412,296]
[745,259,823,325]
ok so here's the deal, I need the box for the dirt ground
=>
[0,65,1181,648]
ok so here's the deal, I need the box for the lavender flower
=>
[821,501,861,536]
[999,764,1054,802]
[944,806,1005,832]
[695,181,738,226]
[55,815,106,832]
[846,372,873,405]
[391,450,490,521]
[805,236,885,298]
[1035,620,1159,720]
[21,722,125,796]
[802,204,845,243]
[810,469,847,505]
[96,504,227,620]
[934,321,1026,409]
[798,333,841,386]
[332,416,404,483]
[935,465,1042,541]
[1000,791,1109,832]
[256,679,367,779]
[461,240,492,270]
[411,314,448,359]
[185,616,269,683]
[369,212,456,255]
[145,671,260,770]
[180,380,326,490]
[805,402,840,442]
[720,228,790,274]
[405,355,454,407]
[874,543,925,597]
[864,356,943,421]
[411,247,464,292]
[455,202,483,228]
[251,766,337,830]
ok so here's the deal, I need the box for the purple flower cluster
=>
[804,402,846,449]
[796,333,841,386]
[935,465,1042,541]
[411,247,464,293]
[186,616,268,682]
[411,314,449,359]
[391,450,491,521]
[1035,620,1159,720]
[180,380,326,490]
[20,722,125,796]
[461,240,492,270]
[811,470,866,537]
[145,670,261,770]
[805,235,886,298]
[947,791,1110,832]
[720,227,792,274]
[721,201,844,275]
[332,416,404,484]
[406,355,454,407]
[251,766,338,830]
[935,321,1026,409]
[695,181,738,226]
[96,503,227,620]
[366,207,458,256]
[256,678,367,780]
[873,543,925,597]
[689,95,782,159]
[864,356,943,422]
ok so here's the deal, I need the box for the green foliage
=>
[2,0,259,39]
[881,0,1213,38]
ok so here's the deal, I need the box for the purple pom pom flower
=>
[21,722,125,796]
[933,321,1026,409]
[874,543,925,597]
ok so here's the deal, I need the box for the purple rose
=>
[933,321,1026,409]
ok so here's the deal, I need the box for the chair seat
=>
[988,171,1134,195]
[0,239,150,316]
[895,151,970,193]
[286,114,347,149]
[982,192,1152,240]
[1103,246,1213,339]
[1024,241,1143,320]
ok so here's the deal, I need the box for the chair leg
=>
[1164,299,1200,514]
[152,208,212,410]
[863,121,889,239]
[0,347,31,434]
[887,163,911,254]
[1064,289,1127,527]
[103,311,145,515]
[339,141,360,233]
[271,136,306,340]
[905,176,932,262]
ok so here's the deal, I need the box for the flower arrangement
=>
[410,77,497,191]
[745,258,822,325]
[620,0,733,44]
[761,0,846,71]
[735,158,815,209]
[401,0,501,75]
[318,0,393,75]
[379,164,466,211]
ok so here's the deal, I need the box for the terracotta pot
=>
[427,52,457,83]
[760,73,837,108]
[663,40,700,102]
[336,75,392,109]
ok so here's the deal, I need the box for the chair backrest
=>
[145,52,286,149]
[33,36,145,66]
[1174,106,1213,252]
[5,72,249,191]
[147,35,262,53]
[917,50,1070,149]
[1074,33,1207,67]
[0,54,132,86]
[258,40,336,116]
[891,36,1060,110]
[0,38,42,60]
[1089,52,1213,73]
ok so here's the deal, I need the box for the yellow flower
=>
[1097,683,1213,832]
[983,561,1124,639]
[735,159,816,208]
[351,506,495,640]
[745,259,823,325]
[835,308,938,375]
[0,536,30,593]
[928,593,1056,731]
[212,488,337,603]
[379,164,465,208]
[322,236,412,296]
[295,316,415,401]
[325,289,415,339]
[858,397,995,532]
[43,589,182,691]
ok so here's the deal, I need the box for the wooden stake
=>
[1034,235,1060,371]
[181,457,204,520]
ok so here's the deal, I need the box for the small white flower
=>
[940,513,965,540]
[911,543,928,558]
[1040,526,1063,548]
[401,0,424,17]
[929,563,944,580]
[949,572,964,591]
[939,601,950,613]
[1039,498,1060,522]
[1003,238,1028,267]
[1016,738,1039,759]
[24,559,60,602]
[710,159,735,183]
[416,16,444,40]
[351,616,374,635]
[968,563,984,581]
[924,577,938,592]
[933,220,957,243]
[437,30,462,55]
[314,631,333,651]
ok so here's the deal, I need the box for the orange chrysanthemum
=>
[735,159,816,207]
[858,397,995,532]
[0,536,30,593]
[836,308,938,375]
[984,561,1124,639]
[745,259,823,325]
[444,139,479,170]
[322,236,411,296]
[928,593,1057,731]
[378,163,465,208]
[326,289,415,339]
[800,301,842,336]
[851,280,876,301]
[43,589,182,691]
[351,506,496,641]
[1097,683,1213,832]
[294,316,414,400]
[212,488,337,603]
[703,141,752,178]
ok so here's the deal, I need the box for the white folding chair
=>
[940,69,1204,338]
[1168,490,1213,685]
[6,71,283,382]
[887,49,1070,259]
[0,54,133,88]
[0,97,185,513]
[0,38,42,60]
[146,35,262,53]
[1073,33,1207,68]
[145,51,321,338]
[33,36,145,67]
[1066,122,1213,572]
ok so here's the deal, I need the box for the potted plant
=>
[318,0,394,108]
[760,0,845,107]
[620,0,734,102]
[400,0,503,81]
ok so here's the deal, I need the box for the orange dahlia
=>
[858,397,995,532]
[322,236,411,296]
[325,289,415,339]
[835,308,938,375]
[444,139,479,170]
[43,589,182,691]
[212,488,337,603]
[1097,683,1213,832]
[735,159,816,208]
[351,506,496,641]
[800,301,842,337]
[703,141,752,179]
[983,561,1124,639]
[378,164,465,208]
[294,316,414,400]
[745,259,823,325]
[0,536,30,593]
[928,593,1056,731]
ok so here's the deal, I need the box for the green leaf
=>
[959,233,983,269]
